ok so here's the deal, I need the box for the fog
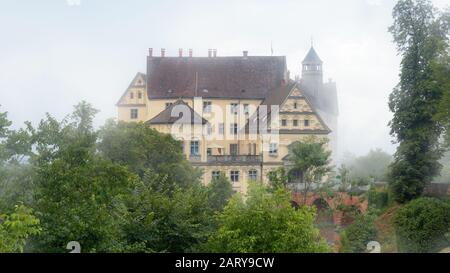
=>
[0,0,448,159]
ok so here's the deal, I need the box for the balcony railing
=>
[189,154,202,162]
[207,155,262,164]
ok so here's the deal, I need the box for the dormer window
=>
[294,102,298,109]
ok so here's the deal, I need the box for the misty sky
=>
[0,0,448,158]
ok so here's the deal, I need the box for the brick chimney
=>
[213,49,217,57]
[161,48,165,57]
[148,48,153,57]
[189,49,193,57]
[243,50,248,57]
[179,48,183,57]
[208,49,212,58]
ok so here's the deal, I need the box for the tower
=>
[301,46,323,98]
[299,45,339,163]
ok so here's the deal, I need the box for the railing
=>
[207,155,262,164]
[189,154,202,162]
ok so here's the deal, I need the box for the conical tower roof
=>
[302,46,323,64]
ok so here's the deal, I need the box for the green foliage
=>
[368,187,389,210]
[285,136,332,203]
[433,47,450,147]
[340,212,377,253]
[29,102,138,252]
[267,167,289,191]
[98,120,201,190]
[204,182,329,253]
[388,0,450,203]
[343,149,392,181]
[0,204,41,253]
[120,170,215,253]
[394,197,450,252]
[206,174,234,212]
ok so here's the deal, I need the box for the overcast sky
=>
[0,0,448,158]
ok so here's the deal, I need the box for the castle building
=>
[116,47,338,193]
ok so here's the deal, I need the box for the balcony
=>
[189,154,202,162]
[207,155,262,164]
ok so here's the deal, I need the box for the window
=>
[130,92,134,99]
[230,123,238,135]
[230,144,238,155]
[203,101,212,113]
[207,148,212,156]
[230,171,240,182]
[190,141,199,156]
[218,123,224,135]
[304,119,310,127]
[293,120,298,127]
[248,170,258,181]
[130,109,138,119]
[206,123,213,135]
[294,102,298,109]
[230,103,239,115]
[269,143,278,155]
[248,143,257,155]
[281,119,287,126]
[243,104,249,115]
[212,170,221,180]
[165,102,173,109]
[138,92,142,99]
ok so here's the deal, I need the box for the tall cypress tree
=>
[388,0,449,203]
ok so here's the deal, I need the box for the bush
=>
[340,213,377,253]
[368,188,389,210]
[203,182,329,253]
[394,197,450,253]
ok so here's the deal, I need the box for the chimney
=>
[148,48,153,57]
[243,50,248,57]
[213,49,217,57]
[189,49,193,57]
[208,49,212,58]
[179,48,183,57]
[161,48,165,57]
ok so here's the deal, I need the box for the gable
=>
[278,86,330,133]
[116,72,147,106]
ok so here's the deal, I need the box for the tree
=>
[120,170,215,253]
[394,197,450,252]
[388,0,450,203]
[285,137,332,204]
[206,174,234,212]
[204,182,329,253]
[0,204,41,253]
[267,167,289,192]
[98,120,202,190]
[345,149,392,181]
[337,164,351,191]
[29,102,137,252]
[434,10,450,147]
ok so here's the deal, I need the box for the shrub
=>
[340,213,377,253]
[368,188,389,210]
[394,197,450,253]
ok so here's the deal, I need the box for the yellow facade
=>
[117,73,331,193]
